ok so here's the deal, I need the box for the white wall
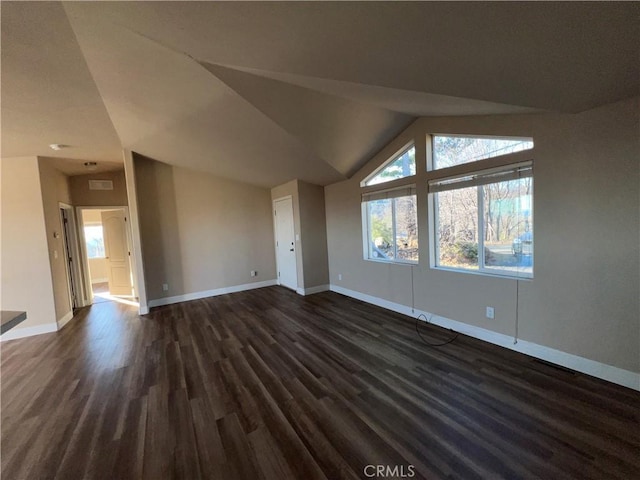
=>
[325,97,639,375]
[1,156,57,337]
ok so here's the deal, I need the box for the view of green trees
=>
[366,145,418,262]
[365,136,532,271]
[434,137,533,272]
[368,196,418,262]
[84,226,106,259]
[366,146,415,186]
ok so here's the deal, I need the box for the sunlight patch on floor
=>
[93,291,139,307]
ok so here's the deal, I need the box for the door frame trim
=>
[272,195,298,290]
[59,202,83,310]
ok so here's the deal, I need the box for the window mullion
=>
[367,203,373,259]
[392,198,397,259]
[478,186,485,271]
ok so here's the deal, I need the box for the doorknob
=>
[289,248,294,252]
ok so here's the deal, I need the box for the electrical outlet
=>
[486,306,495,319]
[338,273,343,281]
[250,270,257,277]
[162,283,169,291]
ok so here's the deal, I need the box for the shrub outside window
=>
[429,134,534,278]
[430,163,533,277]
[362,143,418,264]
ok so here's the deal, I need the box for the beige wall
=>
[298,181,330,289]
[325,97,639,373]
[38,159,73,321]
[82,209,103,223]
[1,156,57,332]
[271,179,330,290]
[69,170,128,206]
[134,156,276,302]
[124,150,148,312]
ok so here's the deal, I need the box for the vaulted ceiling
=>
[2,1,638,187]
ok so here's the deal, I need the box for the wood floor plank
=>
[247,426,298,480]
[2,288,638,479]
[190,396,227,478]
[112,395,148,480]
[217,413,264,480]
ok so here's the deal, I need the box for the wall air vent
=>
[88,180,114,191]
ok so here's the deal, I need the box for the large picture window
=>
[362,187,418,263]
[429,162,533,277]
[428,134,534,278]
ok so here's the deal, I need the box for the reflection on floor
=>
[91,282,139,307]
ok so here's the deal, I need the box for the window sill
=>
[432,265,533,280]
[364,257,418,266]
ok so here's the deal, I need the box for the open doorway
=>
[78,207,138,307]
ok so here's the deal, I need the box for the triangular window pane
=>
[364,146,416,186]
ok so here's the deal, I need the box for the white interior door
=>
[101,209,134,296]
[274,198,297,290]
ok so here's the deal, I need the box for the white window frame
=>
[361,141,419,265]
[361,142,416,187]
[361,186,418,265]
[430,133,534,170]
[426,135,535,279]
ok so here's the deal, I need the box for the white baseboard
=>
[296,284,330,296]
[91,278,108,284]
[330,284,640,391]
[57,311,74,330]
[148,279,277,308]
[0,322,58,341]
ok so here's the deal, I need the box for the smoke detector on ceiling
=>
[49,143,66,151]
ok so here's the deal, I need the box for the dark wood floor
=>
[1,286,638,479]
